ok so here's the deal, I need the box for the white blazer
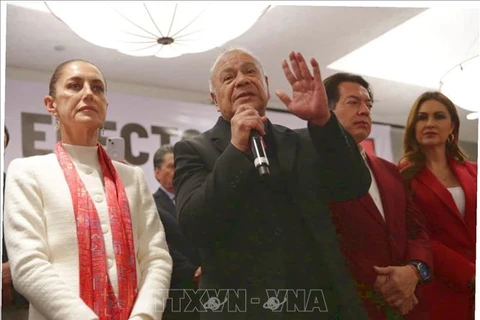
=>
[4,151,172,320]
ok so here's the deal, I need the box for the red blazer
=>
[329,154,433,320]
[408,160,477,320]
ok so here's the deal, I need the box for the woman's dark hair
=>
[48,59,107,97]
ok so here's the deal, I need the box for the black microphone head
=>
[258,164,270,177]
[250,130,260,138]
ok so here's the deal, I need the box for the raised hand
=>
[275,51,330,126]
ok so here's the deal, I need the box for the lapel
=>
[450,160,477,241]
[209,117,232,154]
[269,123,296,175]
[367,155,404,235]
[415,161,474,230]
[153,188,176,217]
[356,155,388,229]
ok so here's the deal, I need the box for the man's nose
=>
[235,72,251,87]
[358,102,370,115]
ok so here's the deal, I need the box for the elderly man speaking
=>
[173,48,371,320]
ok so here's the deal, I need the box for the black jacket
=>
[173,113,372,320]
[153,187,201,290]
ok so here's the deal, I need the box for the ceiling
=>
[5,2,479,142]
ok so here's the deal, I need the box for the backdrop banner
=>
[4,79,393,192]
[360,122,394,162]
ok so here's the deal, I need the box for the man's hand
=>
[276,51,330,126]
[2,262,14,307]
[193,266,202,284]
[392,293,418,316]
[373,265,419,308]
[373,274,389,293]
[230,105,267,153]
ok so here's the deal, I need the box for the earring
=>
[54,118,60,131]
[447,133,455,144]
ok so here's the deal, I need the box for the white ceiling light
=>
[327,7,479,88]
[44,1,271,58]
[440,55,479,120]
[327,7,479,118]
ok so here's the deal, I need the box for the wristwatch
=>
[408,260,432,284]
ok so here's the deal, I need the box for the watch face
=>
[418,263,430,279]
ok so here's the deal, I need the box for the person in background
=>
[399,91,476,320]
[152,144,200,320]
[181,129,201,141]
[173,47,372,319]
[323,72,433,320]
[4,59,172,320]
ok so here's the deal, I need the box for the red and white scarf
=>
[55,142,138,319]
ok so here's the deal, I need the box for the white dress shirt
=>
[447,186,466,217]
[158,182,175,205]
[359,146,385,221]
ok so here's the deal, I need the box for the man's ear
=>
[154,166,161,181]
[210,92,219,110]
[264,75,271,100]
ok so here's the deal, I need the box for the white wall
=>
[4,67,307,193]
[5,67,475,194]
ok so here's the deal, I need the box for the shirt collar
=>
[158,183,175,201]
[358,144,368,161]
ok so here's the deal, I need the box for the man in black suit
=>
[173,49,371,320]
[153,145,201,320]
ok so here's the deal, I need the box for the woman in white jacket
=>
[4,59,172,320]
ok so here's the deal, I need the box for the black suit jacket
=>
[173,112,371,320]
[153,187,200,290]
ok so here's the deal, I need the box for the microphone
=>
[250,130,270,177]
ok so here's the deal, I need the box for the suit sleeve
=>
[307,112,371,201]
[4,158,99,320]
[156,204,197,265]
[155,205,198,285]
[405,198,433,268]
[429,239,475,293]
[129,166,173,319]
[173,140,254,246]
[169,248,198,287]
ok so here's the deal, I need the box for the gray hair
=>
[208,46,267,94]
[153,144,174,168]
